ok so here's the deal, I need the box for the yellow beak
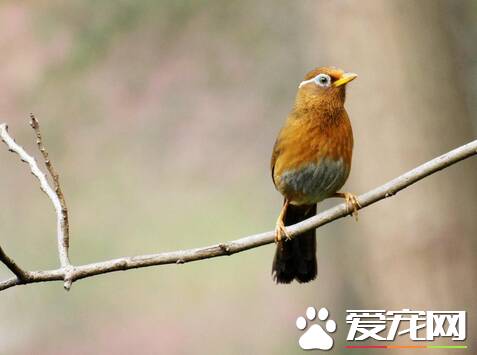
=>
[333,72,358,87]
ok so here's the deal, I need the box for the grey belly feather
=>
[280,158,349,204]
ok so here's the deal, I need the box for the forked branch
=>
[0,119,72,289]
[0,118,476,292]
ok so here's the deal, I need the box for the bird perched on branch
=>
[271,66,359,284]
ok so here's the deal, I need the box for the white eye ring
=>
[314,73,331,87]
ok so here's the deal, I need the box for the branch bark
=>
[29,114,71,259]
[0,122,72,289]
[0,119,476,292]
[0,245,30,282]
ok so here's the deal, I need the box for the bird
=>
[270,66,359,284]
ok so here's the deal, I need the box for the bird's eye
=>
[314,73,331,87]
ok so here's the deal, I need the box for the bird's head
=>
[294,67,357,115]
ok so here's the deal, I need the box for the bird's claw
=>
[274,220,291,243]
[344,192,361,221]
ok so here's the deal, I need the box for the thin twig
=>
[0,131,475,292]
[28,115,73,289]
[29,114,70,252]
[0,245,29,282]
[0,122,72,289]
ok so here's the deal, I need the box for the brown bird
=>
[271,66,359,284]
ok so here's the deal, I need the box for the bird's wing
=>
[270,133,282,188]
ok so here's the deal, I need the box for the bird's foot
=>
[343,192,361,221]
[274,199,291,242]
[274,219,291,243]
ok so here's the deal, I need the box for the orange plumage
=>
[271,66,358,283]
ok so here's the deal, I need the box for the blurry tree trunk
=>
[314,0,477,351]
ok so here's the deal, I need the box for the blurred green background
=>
[0,1,476,354]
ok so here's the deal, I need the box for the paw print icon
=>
[296,307,336,351]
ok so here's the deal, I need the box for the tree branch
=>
[0,245,30,282]
[0,122,72,289]
[0,118,476,292]
[29,114,71,255]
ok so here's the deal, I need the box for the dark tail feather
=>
[272,204,317,284]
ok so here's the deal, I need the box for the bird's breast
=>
[272,109,353,205]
